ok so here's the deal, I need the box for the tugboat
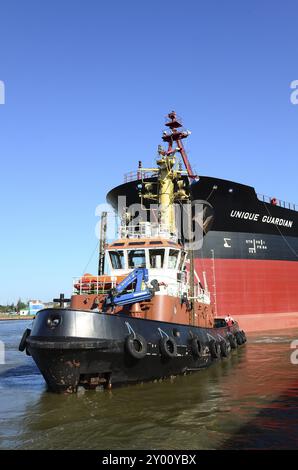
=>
[19,112,246,393]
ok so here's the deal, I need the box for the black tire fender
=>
[159,336,177,359]
[240,330,247,343]
[209,340,221,359]
[125,333,147,360]
[220,340,230,357]
[19,328,31,352]
[235,331,243,345]
[190,336,203,359]
[227,333,237,349]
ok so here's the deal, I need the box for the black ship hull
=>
[107,175,298,331]
[23,309,245,393]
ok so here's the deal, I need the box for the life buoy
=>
[220,340,230,357]
[19,328,31,352]
[190,336,203,359]
[159,337,177,359]
[125,333,147,359]
[227,333,237,349]
[209,340,221,359]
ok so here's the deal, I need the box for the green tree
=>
[16,299,28,312]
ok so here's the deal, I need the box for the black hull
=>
[25,309,245,393]
[107,175,298,257]
[106,175,298,325]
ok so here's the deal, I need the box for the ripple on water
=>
[1,323,298,449]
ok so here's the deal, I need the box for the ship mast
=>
[162,111,196,180]
[156,150,177,234]
[98,211,107,275]
[162,111,196,323]
[140,112,192,237]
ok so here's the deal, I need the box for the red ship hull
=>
[107,173,298,333]
[196,258,298,332]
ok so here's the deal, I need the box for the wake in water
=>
[249,335,295,344]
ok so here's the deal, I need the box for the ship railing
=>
[189,285,211,304]
[72,276,210,304]
[257,193,297,211]
[124,170,158,183]
[119,222,178,242]
[72,276,117,295]
[124,168,189,183]
[156,276,210,303]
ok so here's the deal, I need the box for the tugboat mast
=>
[162,111,196,179]
[162,111,197,322]
[140,111,193,237]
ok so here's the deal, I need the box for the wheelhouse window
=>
[168,249,179,269]
[149,249,165,269]
[109,250,125,269]
[128,249,146,269]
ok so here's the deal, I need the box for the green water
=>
[0,320,297,449]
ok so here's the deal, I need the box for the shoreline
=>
[0,316,33,321]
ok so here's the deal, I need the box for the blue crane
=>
[104,268,158,307]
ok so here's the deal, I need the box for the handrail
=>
[124,168,189,183]
[257,193,297,211]
[72,276,117,295]
[72,274,210,303]
[124,170,157,183]
[119,222,178,242]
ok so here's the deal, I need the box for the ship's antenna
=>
[188,210,195,325]
[98,211,108,276]
[162,111,196,179]
[162,111,197,324]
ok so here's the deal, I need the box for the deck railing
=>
[124,170,157,183]
[72,276,118,295]
[72,274,210,305]
[257,193,297,211]
[119,221,178,242]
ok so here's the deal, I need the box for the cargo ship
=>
[107,112,298,333]
[19,111,246,393]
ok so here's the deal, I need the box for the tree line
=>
[0,299,28,313]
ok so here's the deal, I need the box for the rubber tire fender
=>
[220,340,230,357]
[125,333,147,360]
[190,336,203,359]
[209,340,221,359]
[159,336,177,359]
[235,331,244,345]
[227,333,237,349]
[240,330,247,343]
[19,328,31,352]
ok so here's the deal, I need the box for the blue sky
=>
[0,0,298,304]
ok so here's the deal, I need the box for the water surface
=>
[0,320,297,449]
